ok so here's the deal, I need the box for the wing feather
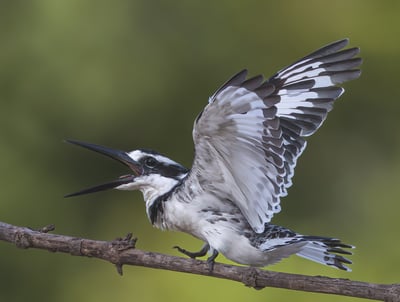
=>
[188,39,362,233]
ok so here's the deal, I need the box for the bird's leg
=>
[173,243,210,259]
[206,248,219,272]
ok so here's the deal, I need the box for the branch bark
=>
[0,221,398,301]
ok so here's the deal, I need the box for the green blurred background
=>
[0,1,399,301]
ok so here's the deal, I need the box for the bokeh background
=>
[0,1,399,301]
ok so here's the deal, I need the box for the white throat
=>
[138,174,180,206]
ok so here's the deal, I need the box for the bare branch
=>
[0,221,398,301]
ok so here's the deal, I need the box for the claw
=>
[112,232,137,251]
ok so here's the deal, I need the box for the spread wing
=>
[188,39,361,233]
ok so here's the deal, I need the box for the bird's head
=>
[65,140,189,202]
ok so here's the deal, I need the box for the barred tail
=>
[296,236,354,271]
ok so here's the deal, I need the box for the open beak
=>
[65,139,142,197]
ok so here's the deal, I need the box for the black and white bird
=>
[66,39,361,271]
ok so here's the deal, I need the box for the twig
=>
[0,221,398,301]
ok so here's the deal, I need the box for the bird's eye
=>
[144,157,158,168]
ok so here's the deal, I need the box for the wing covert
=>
[189,39,361,233]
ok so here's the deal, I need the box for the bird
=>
[66,39,361,272]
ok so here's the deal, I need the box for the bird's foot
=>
[206,249,219,272]
[173,243,209,259]
[111,233,137,276]
[112,232,137,251]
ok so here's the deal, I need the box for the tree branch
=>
[0,221,398,301]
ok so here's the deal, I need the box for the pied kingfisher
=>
[66,39,361,271]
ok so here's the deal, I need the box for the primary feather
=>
[190,39,361,233]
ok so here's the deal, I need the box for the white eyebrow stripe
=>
[127,150,182,167]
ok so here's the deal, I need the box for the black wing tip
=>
[348,69,362,80]
[231,69,249,82]
[305,38,359,60]
[327,38,349,49]
[335,37,349,46]
[224,69,249,84]
[210,69,249,100]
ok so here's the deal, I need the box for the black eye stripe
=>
[159,164,188,178]
[144,157,158,168]
[138,153,189,179]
